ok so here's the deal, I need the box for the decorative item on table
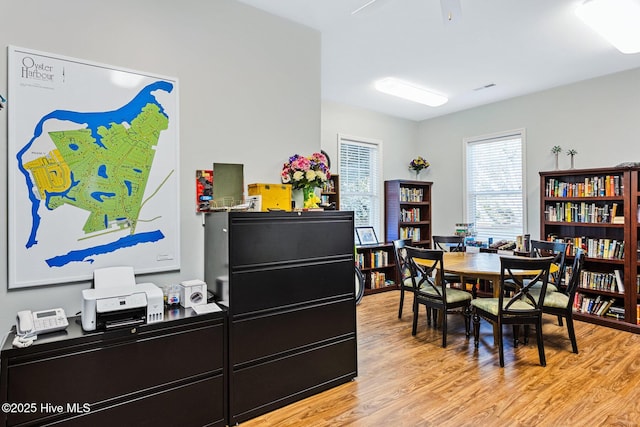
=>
[567,149,577,169]
[551,145,562,170]
[409,156,430,179]
[281,152,330,208]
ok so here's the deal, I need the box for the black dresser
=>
[204,211,357,425]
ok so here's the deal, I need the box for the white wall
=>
[321,100,420,234]
[418,67,640,239]
[0,0,320,331]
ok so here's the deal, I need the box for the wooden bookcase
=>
[321,174,340,209]
[384,180,432,247]
[356,242,398,295]
[540,166,640,333]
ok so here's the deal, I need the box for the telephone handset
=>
[13,308,69,348]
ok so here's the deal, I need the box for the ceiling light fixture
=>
[575,0,640,54]
[375,77,448,107]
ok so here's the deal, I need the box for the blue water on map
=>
[46,230,165,267]
[17,80,173,255]
[97,164,108,178]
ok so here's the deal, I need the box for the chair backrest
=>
[564,249,585,301]
[392,239,413,282]
[432,235,465,252]
[499,256,554,312]
[405,246,446,299]
[530,239,568,286]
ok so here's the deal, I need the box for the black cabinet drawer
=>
[229,213,354,266]
[6,323,223,425]
[43,375,225,427]
[231,299,355,365]
[230,259,353,315]
[230,338,356,424]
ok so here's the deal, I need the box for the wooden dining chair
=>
[406,247,472,347]
[432,235,470,293]
[529,249,585,353]
[529,239,568,292]
[392,239,414,319]
[471,255,554,367]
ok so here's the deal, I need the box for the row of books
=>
[399,187,424,202]
[579,269,624,293]
[544,202,620,224]
[355,250,390,269]
[545,175,622,198]
[369,272,394,289]
[321,179,336,193]
[400,207,422,222]
[399,227,421,242]
[574,294,619,317]
[547,235,625,260]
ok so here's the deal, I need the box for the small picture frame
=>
[356,226,379,245]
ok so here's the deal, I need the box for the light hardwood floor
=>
[241,290,640,426]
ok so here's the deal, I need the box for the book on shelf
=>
[614,269,625,293]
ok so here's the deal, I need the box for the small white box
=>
[179,279,208,308]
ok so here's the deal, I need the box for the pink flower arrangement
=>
[281,152,331,189]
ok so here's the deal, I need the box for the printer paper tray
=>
[97,307,146,331]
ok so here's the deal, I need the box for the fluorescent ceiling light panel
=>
[575,0,640,54]
[375,77,448,107]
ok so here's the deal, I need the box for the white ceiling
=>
[236,0,640,121]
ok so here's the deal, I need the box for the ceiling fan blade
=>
[352,0,378,15]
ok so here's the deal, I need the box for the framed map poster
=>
[8,46,180,288]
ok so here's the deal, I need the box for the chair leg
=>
[472,309,480,349]
[398,287,405,319]
[557,315,564,327]
[513,325,519,347]
[441,309,448,348]
[498,322,505,368]
[566,315,579,354]
[536,319,546,367]
[464,305,471,338]
[412,300,419,336]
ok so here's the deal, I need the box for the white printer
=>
[81,266,164,331]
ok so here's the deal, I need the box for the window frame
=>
[462,129,527,242]
[336,133,384,238]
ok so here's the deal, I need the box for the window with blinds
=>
[464,130,526,242]
[338,135,382,236]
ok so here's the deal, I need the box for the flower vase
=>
[554,153,559,170]
[303,186,319,208]
[570,155,575,169]
[414,170,421,180]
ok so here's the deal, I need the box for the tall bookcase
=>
[384,180,432,247]
[540,166,640,333]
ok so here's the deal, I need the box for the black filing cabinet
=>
[205,211,357,425]
[0,309,226,427]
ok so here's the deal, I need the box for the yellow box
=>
[248,183,292,211]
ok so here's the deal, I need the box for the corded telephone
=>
[13,308,69,347]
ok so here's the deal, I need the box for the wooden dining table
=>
[412,251,558,340]
[441,251,558,297]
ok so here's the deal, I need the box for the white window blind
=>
[465,131,525,242]
[338,135,381,236]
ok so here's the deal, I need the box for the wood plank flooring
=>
[241,290,640,426]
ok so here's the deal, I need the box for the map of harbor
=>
[17,81,174,267]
